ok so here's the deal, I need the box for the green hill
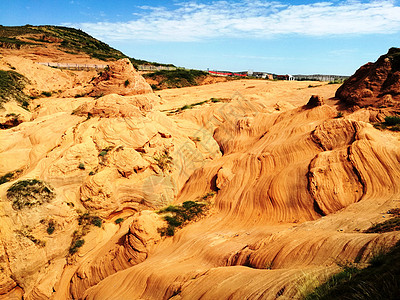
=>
[0,25,126,61]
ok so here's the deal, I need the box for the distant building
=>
[208,69,273,79]
[252,72,274,79]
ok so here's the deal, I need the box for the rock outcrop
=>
[89,58,153,96]
[306,95,324,108]
[336,47,400,108]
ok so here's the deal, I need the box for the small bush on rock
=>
[7,179,55,210]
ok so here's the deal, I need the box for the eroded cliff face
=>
[1,50,400,300]
[336,47,400,108]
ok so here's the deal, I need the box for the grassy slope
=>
[0,70,29,108]
[0,25,126,61]
[305,213,400,299]
[143,69,210,89]
[0,25,178,67]
[305,242,400,300]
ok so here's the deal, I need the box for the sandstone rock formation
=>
[306,94,324,107]
[89,58,152,97]
[1,50,400,300]
[336,47,400,108]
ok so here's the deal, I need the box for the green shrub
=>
[0,70,30,108]
[384,116,400,126]
[17,228,46,247]
[153,149,173,171]
[143,69,208,89]
[115,218,124,224]
[99,146,113,157]
[124,79,130,87]
[41,91,52,97]
[91,216,102,227]
[304,242,400,300]
[169,99,213,114]
[99,150,108,157]
[47,220,55,235]
[74,93,86,98]
[364,217,400,233]
[335,112,343,118]
[201,191,216,200]
[0,172,15,185]
[6,179,55,210]
[69,239,85,254]
[78,163,85,170]
[157,199,209,236]
[68,211,102,255]
[304,262,360,300]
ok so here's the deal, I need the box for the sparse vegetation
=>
[68,210,102,255]
[157,200,209,236]
[0,70,30,108]
[201,191,216,200]
[153,149,173,171]
[328,78,346,84]
[168,98,229,115]
[74,93,87,98]
[69,239,85,254]
[384,116,400,126]
[115,218,124,224]
[374,115,400,131]
[308,84,323,88]
[303,261,361,300]
[143,69,208,89]
[91,216,102,227]
[99,146,113,157]
[169,100,208,114]
[0,170,21,185]
[6,179,55,210]
[94,93,104,99]
[364,217,400,233]
[0,25,126,61]
[303,241,400,299]
[41,91,52,97]
[264,261,273,270]
[0,113,23,129]
[304,211,400,298]
[47,220,56,235]
[129,57,176,70]
[335,112,343,118]
[16,227,46,247]
[363,209,400,233]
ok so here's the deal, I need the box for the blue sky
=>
[1,1,400,75]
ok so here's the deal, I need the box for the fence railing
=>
[137,65,176,71]
[37,62,109,70]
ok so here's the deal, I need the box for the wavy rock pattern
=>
[81,100,400,299]
[1,61,400,299]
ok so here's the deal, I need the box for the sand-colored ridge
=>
[79,96,400,299]
[1,50,400,299]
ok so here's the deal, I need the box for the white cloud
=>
[64,0,400,42]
